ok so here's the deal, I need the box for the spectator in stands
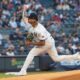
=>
[56,2,70,10]
[5,38,16,56]
[33,0,43,12]
[0,0,79,57]
[9,27,21,40]
[76,43,80,52]
[4,39,15,49]
[57,43,66,55]
[70,43,78,54]
[9,17,17,29]
[2,8,10,17]
[7,0,14,11]
[16,5,23,27]
[0,49,7,56]
[61,32,68,46]
[2,0,8,10]
[38,12,45,23]
[0,33,3,46]
[76,12,80,21]
[3,18,9,28]
[50,30,57,39]
[44,10,52,21]
[49,18,62,33]
[0,18,3,28]
[69,0,78,9]
[68,35,73,43]
[16,31,24,41]
[67,43,75,54]
[17,46,25,55]
[6,48,15,56]
[72,33,79,44]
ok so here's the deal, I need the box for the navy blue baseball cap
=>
[28,13,38,21]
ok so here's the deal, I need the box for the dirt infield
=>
[1,70,80,80]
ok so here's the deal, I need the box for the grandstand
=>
[0,0,80,72]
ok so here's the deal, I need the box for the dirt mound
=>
[1,70,80,80]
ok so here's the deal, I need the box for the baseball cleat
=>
[5,71,27,76]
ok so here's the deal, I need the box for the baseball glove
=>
[26,33,34,41]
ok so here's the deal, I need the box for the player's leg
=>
[19,47,39,73]
[20,46,50,73]
[47,41,79,62]
[48,49,79,62]
[5,47,47,76]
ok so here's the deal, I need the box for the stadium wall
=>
[0,55,53,72]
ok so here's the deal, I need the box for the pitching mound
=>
[1,70,80,80]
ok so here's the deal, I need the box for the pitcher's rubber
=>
[1,70,80,80]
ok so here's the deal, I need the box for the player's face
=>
[28,18,37,27]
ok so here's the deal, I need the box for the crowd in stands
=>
[0,0,80,56]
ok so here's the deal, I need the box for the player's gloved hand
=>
[26,33,34,41]
[25,33,34,46]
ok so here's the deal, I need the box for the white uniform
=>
[19,22,79,75]
[5,23,80,76]
[28,23,56,54]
